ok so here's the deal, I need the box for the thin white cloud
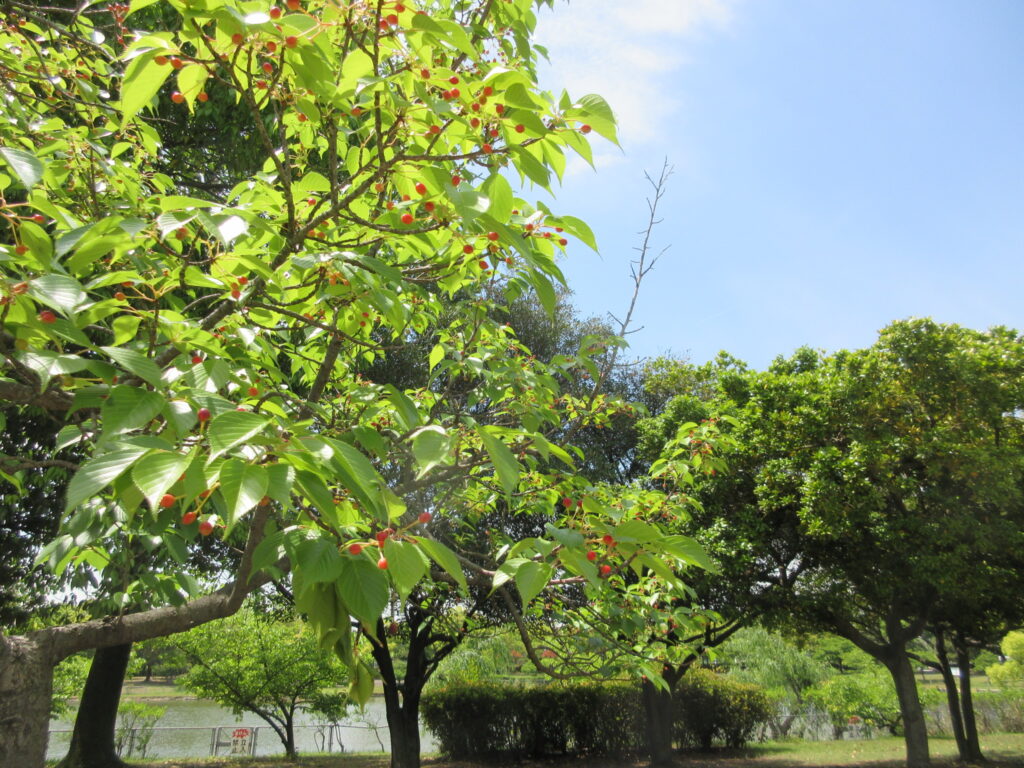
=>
[536,0,734,148]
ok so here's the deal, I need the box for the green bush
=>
[971,689,1024,733]
[421,674,771,760]
[674,669,775,749]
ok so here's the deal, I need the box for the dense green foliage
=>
[421,673,772,760]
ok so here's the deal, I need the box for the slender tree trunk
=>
[370,619,424,768]
[954,636,984,762]
[0,634,55,768]
[642,677,675,768]
[934,630,968,760]
[885,651,931,767]
[284,713,297,760]
[56,643,132,768]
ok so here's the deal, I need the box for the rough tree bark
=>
[55,643,132,768]
[934,630,968,760]
[0,507,276,768]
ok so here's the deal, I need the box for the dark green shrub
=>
[422,674,770,760]
[674,669,774,749]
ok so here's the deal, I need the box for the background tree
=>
[173,610,347,759]
[644,319,1024,767]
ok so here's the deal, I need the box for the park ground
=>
[126,733,1024,768]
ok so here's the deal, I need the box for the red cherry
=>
[470,117,481,128]
[154,55,168,66]
[586,550,597,562]
[14,245,28,255]
[562,497,572,507]
[171,91,185,104]
[114,291,126,301]
[192,355,203,364]
[349,543,363,555]
[462,244,474,255]
[181,511,197,525]
[269,6,281,18]
[231,33,244,45]
[400,212,414,225]
[199,519,214,536]
[266,41,277,53]
[514,124,525,133]
[420,68,430,78]
[238,276,249,285]
[449,88,460,98]
[414,182,427,195]
[377,557,388,570]
[451,175,461,186]
[418,511,432,524]
[247,386,259,397]
[285,35,298,47]
[262,61,273,73]
[558,238,568,246]
[449,76,459,85]
[231,288,241,299]
[486,231,499,242]
[580,124,592,134]
[482,86,493,97]
[159,493,176,508]
[489,128,499,138]
[170,57,183,69]
[30,213,45,223]
[599,564,612,577]
[197,407,211,422]
[286,0,299,9]
[175,227,188,240]
[481,143,493,154]
[39,310,56,324]
[428,124,440,135]
[602,534,615,546]
[386,13,398,25]
[197,91,209,102]
[495,104,505,114]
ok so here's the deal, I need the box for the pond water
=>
[47,694,437,760]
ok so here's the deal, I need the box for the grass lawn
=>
[126,733,1024,768]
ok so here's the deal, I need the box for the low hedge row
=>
[420,669,771,760]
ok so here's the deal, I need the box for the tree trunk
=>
[954,636,984,763]
[283,714,297,760]
[370,619,423,768]
[934,630,968,760]
[642,677,675,768]
[0,508,274,768]
[56,643,132,768]
[0,634,55,768]
[886,651,931,767]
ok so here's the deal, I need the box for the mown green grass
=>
[120,733,1024,768]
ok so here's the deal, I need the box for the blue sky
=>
[533,0,1024,369]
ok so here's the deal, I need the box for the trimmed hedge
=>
[421,672,772,760]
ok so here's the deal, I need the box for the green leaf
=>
[0,147,44,189]
[65,445,149,512]
[556,215,598,252]
[101,347,164,388]
[614,519,660,543]
[349,659,374,709]
[514,560,553,606]
[661,535,716,572]
[326,439,391,521]
[384,385,421,431]
[478,426,520,496]
[17,351,88,389]
[100,386,165,437]
[482,174,513,221]
[132,450,191,509]
[383,539,427,602]
[218,459,269,532]
[120,50,173,123]
[411,536,467,593]
[207,410,269,462]
[428,343,444,372]
[294,535,344,583]
[337,555,389,628]
[28,275,88,314]
[411,426,450,479]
